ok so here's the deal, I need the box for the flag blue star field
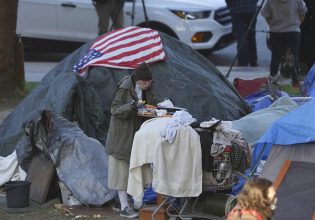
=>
[73,26,166,74]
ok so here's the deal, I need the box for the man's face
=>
[136,80,152,90]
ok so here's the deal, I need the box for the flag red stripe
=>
[92,26,140,48]
[82,40,163,70]
[95,29,156,52]
[90,49,165,69]
[95,41,163,63]
[97,30,160,52]
[99,34,161,54]
[74,27,165,73]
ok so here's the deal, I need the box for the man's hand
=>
[132,100,144,109]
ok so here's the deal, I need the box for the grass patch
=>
[9,82,40,101]
[0,82,39,109]
[279,84,302,96]
[24,82,39,94]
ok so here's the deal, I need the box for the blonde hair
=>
[237,177,274,219]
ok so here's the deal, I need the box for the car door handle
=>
[61,2,76,8]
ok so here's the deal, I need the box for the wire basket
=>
[202,151,238,191]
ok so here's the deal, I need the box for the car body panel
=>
[17,0,234,51]
[56,0,98,41]
[17,0,58,40]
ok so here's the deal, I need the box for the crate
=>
[140,206,168,220]
[202,152,238,191]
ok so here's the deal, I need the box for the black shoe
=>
[250,63,258,67]
[133,205,143,214]
[112,202,121,213]
[120,206,139,218]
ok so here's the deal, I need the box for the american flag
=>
[73,26,166,74]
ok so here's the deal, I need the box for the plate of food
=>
[144,104,157,110]
[137,103,157,116]
[156,106,187,113]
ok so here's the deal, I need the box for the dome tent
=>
[0,32,250,157]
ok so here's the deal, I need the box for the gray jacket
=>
[105,74,159,162]
[261,0,308,33]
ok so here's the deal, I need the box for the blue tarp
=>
[245,90,273,111]
[245,90,289,112]
[302,63,315,97]
[252,98,315,166]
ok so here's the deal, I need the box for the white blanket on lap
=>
[127,117,202,203]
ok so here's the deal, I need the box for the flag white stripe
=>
[140,52,166,64]
[80,51,165,71]
[96,37,162,60]
[100,31,160,53]
[88,50,164,69]
[94,27,153,51]
[93,26,140,49]
[83,46,160,69]
[90,38,162,63]
[95,28,155,52]
[92,26,137,48]
[99,35,161,57]
[106,45,165,63]
[89,64,134,69]
[81,44,164,70]
[74,27,165,73]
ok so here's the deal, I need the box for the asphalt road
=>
[208,13,270,68]
[24,14,271,82]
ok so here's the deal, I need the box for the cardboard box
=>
[140,206,168,220]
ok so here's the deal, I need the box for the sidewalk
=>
[24,62,270,83]
[217,66,270,83]
[24,62,57,82]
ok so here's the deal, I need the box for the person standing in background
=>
[93,0,125,35]
[226,0,258,67]
[261,0,307,87]
[299,0,315,72]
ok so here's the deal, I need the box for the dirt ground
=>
[0,194,128,219]
[0,98,21,124]
[0,99,128,220]
[0,206,70,220]
[0,196,128,220]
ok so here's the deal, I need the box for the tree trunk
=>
[0,0,24,99]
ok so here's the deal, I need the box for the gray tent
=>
[260,146,315,220]
[260,143,315,181]
[255,98,315,220]
[0,32,250,157]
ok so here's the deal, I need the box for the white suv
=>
[17,0,234,53]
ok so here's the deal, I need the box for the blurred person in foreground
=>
[93,0,124,35]
[106,62,160,218]
[226,0,258,67]
[227,177,277,220]
[261,0,307,87]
